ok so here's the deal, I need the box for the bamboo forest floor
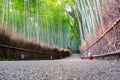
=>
[0,54,120,80]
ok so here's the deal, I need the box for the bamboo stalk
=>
[2,0,5,29]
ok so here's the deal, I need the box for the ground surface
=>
[0,54,120,80]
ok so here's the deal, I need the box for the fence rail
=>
[81,18,120,60]
[0,43,69,60]
[82,17,120,53]
[0,43,49,54]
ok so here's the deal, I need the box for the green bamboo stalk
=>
[2,0,5,29]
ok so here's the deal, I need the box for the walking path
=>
[0,54,120,80]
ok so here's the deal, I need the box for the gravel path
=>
[0,54,120,80]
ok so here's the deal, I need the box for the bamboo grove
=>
[0,0,103,50]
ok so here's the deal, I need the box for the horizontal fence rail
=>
[0,43,70,60]
[0,43,50,54]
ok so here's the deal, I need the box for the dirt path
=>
[0,54,120,80]
[61,54,80,60]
